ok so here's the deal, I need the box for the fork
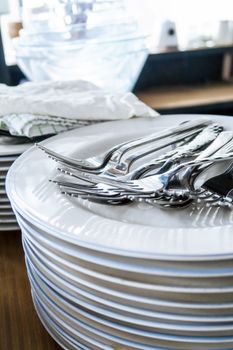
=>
[151,136,233,207]
[54,154,233,203]
[176,136,233,199]
[52,126,225,204]
[55,124,224,188]
[37,119,211,174]
[55,123,222,186]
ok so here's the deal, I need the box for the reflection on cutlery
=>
[38,118,233,209]
[37,118,211,174]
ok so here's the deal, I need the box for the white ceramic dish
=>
[0,203,12,209]
[0,210,14,216]
[28,250,233,323]
[34,282,233,339]
[27,254,233,328]
[0,223,19,231]
[0,166,10,172]
[24,236,233,309]
[30,277,233,349]
[33,303,79,350]
[22,226,233,293]
[0,140,32,156]
[24,237,233,319]
[26,255,233,336]
[0,156,17,162]
[0,163,13,169]
[0,197,10,203]
[0,216,17,223]
[6,115,233,260]
[33,296,115,350]
[18,213,233,279]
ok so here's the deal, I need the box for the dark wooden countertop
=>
[0,230,61,350]
[136,82,233,111]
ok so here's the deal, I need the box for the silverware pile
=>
[37,118,233,209]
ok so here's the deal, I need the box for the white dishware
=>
[0,137,32,231]
[6,115,233,259]
[6,114,233,349]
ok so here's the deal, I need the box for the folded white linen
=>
[0,80,158,120]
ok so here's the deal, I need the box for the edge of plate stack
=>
[0,138,32,231]
[6,118,233,350]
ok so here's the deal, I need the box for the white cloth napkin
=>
[0,80,158,137]
[0,80,158,138]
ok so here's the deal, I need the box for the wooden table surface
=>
[0,230,62,350]
[136,82,233,110]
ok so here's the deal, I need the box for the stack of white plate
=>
[6,115,233,349]
[0,138,32,231]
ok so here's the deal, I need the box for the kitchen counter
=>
[136,82,233,115]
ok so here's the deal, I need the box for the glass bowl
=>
[15,34,148,92]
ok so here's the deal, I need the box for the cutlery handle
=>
[110,118,211,163]
[113,127,206,174]
[169,124,223,160]
[196,131,233,160]
[191,132,233,190]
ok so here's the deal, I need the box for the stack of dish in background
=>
[6,115,233,349]
[15,0,148,92]
[0,137,32,231]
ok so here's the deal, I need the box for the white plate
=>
[0,163,14,169]
[0,138,32,156]
[0,197,10,203]
[6,115,233,260]
[23,236,233,318]
[31,274,233,338]
[0,203,12,209]
[33,296,115,350]
[0,217,17,223]
[33,302,80,350]
[26,253,233,325]
[22,224,233,291]
[0,156,17,162]
[18,208,233,279]
[26,253,233,334]
[0,224,19,231]
[26,251,233,322]
[23,235,233,306]
[0,166,10,172]
[0,210,14,216]
[30,278,233,349]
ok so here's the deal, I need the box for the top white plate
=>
[6,115,233,260]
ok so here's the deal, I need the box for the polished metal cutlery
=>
[54,154,233,204]
[55,123,223,185]
[39,118,233,209]
[37,118,211,174]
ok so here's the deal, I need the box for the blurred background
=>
[1,0,233,115]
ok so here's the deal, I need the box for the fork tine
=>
[56,167,97,184]
[36,144,93,168]
[62,189,128,203]
[51,179,96,190]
